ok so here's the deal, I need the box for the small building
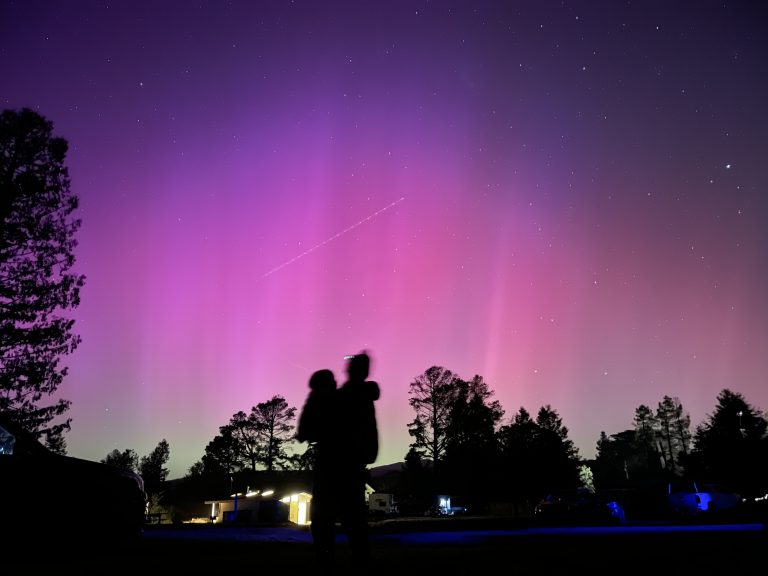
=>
[205,489,314,526]
[280,492,312,525]
[206,481,375,527]
[206,490,289,525]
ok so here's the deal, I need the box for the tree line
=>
[163,365,768,518]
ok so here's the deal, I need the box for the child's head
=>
[309,368,336,392]
[345,350,370,381]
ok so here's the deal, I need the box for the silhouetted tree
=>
[534,405,580,493]
[686,389,768,499]
[187,460,205,477]
[497,407,542,512]
[182,437,238,506]
[199,395,299,477]
[251,395,297,472]
[140,439,170,493]
[399,446,433,515]
[594,430,634,487]
[200,426,240,475]
[442,375,504,510]
[407,365,457,480]
[140,439,171,517]
[0,108,85,451]
[293,442,318,471]
[632,404,665,479]
[102,448,139,472]
[228,411,263,471]
[655,395,691,475]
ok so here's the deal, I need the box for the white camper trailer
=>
[368,492,398,516]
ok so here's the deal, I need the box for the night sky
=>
[2,1,767,479]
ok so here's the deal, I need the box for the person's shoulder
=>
[364,380,380,400]
[339,379,379,400]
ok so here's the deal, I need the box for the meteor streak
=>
[261,196,405,278]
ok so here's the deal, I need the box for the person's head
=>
[309,368,336,392]
[345,350,370,382]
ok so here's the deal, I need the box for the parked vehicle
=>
[0,413,147,545]
[534,488,626,524]
[425,495,468,516]
[667,481,743,517]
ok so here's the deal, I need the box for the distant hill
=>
[369,462,405,478]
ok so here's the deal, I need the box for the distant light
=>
[262,489,274,497]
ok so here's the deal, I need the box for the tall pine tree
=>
[0,108,85,451]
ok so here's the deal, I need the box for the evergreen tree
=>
[442,375,504,510]
[633,404,664,478]
[399,446,432,515]
[139,439,171,519]
[655,395,691,475]
[534,405,580,493]
[497,407,543,511]
[687,389,768,498]
[139,438,171,494]
[594,430,634,487]
[196,428,240,477]
[0,108,85,450]
[102,448,140,472]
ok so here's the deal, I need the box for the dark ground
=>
[11,517,767,575]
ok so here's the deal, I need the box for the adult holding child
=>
[296,351,381,574]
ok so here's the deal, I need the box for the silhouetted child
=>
[296,368,338,574]
[296,368,337,444]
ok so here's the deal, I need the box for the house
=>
[205,488,314,526]
[205,481,378,526]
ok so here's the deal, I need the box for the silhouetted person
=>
[297,368,337,445]
[334,351,380,568]
[297,352,380,574]
[296,367,340,572]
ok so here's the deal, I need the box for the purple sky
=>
[2,1,767,479]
